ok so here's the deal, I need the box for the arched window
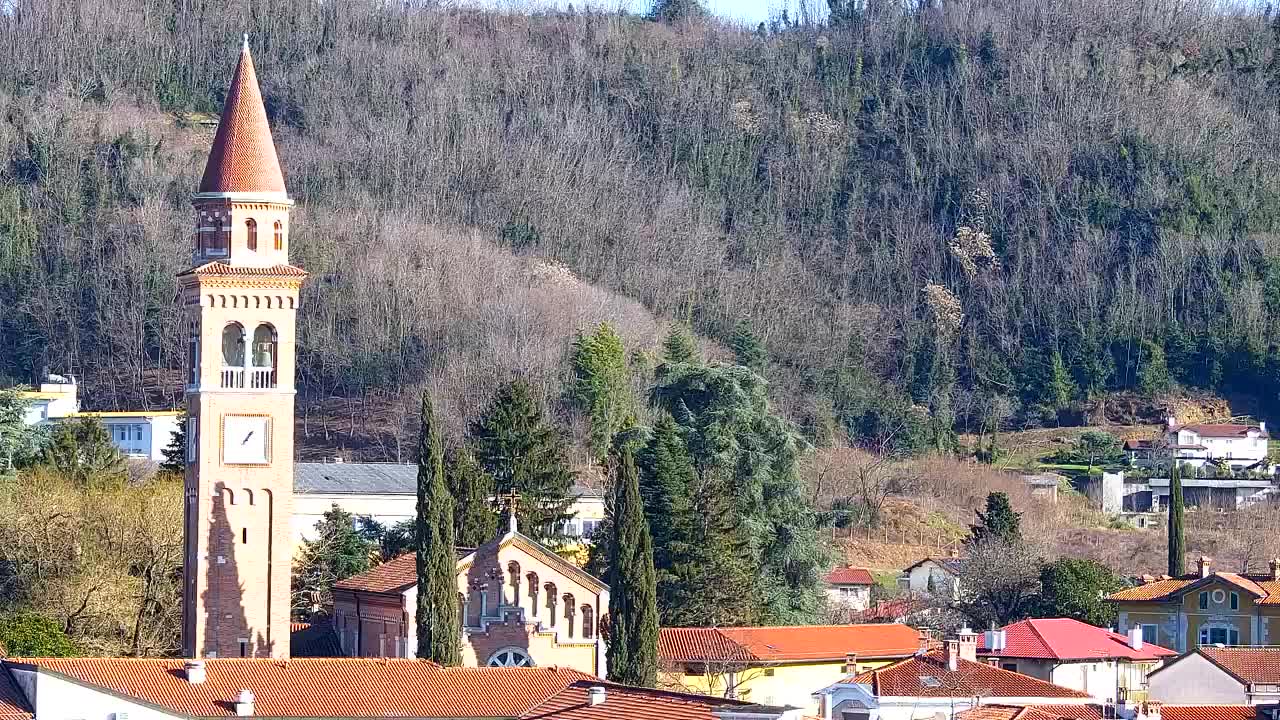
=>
[250,324,277,389]
[210,215,228,255]
[187,319,200,387]
[221,323,245,388]
[562,594,576,639]
[245,218,258,251]
[581,605,594,639]
[544,583,558,627]
[507,562,521,606]
[273,220,283,250]
[526,572,540,616]
[487,647,534,667]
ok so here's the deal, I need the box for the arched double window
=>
[273,220,284,250]
[246,218,258,251]
[220,322,278,389]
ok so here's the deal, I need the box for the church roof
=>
[198,39,287,195]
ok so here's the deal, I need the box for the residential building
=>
[825,566,875,611]
[178,38,307,659]
[1108,557,1280,652]
[1147,646,1280,706]
[976,618,1176,703]
[0,656,806,719]
[292,461,605,544]
[16,377,181,462]
[1119,475,1276,511]
[1124,419,1271,473]
[900,556,967,599]
[813,630,1095,720]
[659,623,924,711]
[331,515,608,676]
[1160,708,1274,720]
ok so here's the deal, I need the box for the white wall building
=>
[898,557,965,600]
[17,378,181,462]
[1147,647,1280,706]
[824,566,875,611]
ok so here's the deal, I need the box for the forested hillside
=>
[4,0,1280,453]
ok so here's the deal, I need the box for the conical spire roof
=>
[199,38,287,195]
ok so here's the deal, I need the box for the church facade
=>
[333,519,609,676]
[179,38,305,659]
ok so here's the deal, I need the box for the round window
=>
[1212,589,1227,604]
[487,647,534,667]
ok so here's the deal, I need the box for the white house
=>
[1125,419,1272,472]
[825,566,875,611]
[898,557,966,600]
[812,630,1095,720]
[976,618,1176,704]
[1147,646,1280,706]
[16,377,181,462]
[293,461,606,543]
[16,377,79,423]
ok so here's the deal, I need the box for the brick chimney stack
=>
[1198,556,1212,579]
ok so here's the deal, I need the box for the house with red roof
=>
[976,618,1176,704]
[659,624,925,713]
[826,566,876,611]
[813,630,1097,720]
[1124,418,1272,474]
[0,657,809,720]
[1147,646,1280,707]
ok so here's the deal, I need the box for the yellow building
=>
[1108,556,1280,653]
[657,623,924,712]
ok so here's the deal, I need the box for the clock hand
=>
[242,430,255,445]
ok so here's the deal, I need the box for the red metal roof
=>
[849,651,1092,699]
[977,618,1176,661]
[825,566,875,585]
[1160,706,1257,720]
[199,42,287,194]
[659,624,922,664]
[11,658,591,718]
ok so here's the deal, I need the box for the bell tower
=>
[179,37,305,659]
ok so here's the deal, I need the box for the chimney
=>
[184,660,206,685]
[917,632,931,656]
[1271,558,1280,582]
[957,627,979,663]
[843,653,858,674]
[1127,627,1144,651]
[587,686,607,707]
[331,456,344,464]
[1166,415,1178,431]
[1198,556,1212,579]
[944,640,960,672]
[234,689,255,717]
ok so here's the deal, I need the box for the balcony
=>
[220,367,276,390]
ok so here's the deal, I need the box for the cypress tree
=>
[446,444,498,547]
[415,391,461,665]
[638,414,696,618]
[606,446,659,687]
[1168,461,1186,576]
[472,379,575,544]
[569,323,635,462]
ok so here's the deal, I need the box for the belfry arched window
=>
[246,218,258,251]
[187,319,200,387]
[250,324,277,389]
[221,323,246,388]
[273,220,283,251]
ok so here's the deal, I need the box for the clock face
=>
[222,415,270,465]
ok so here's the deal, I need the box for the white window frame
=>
[1140,624,1159,645]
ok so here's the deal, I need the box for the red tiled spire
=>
[199,36,286,195]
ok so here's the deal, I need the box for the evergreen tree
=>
[1038,558,1125,626]
[356,517,416,561]
[447,444,498,547]
[291,505,375,617]
[638,414,695,590]
[0,388,47,475]
[606,446,659,687]
[662,324,699,365]
[648,0,706,23]
[159,412,186,474]
[472,379,575,544]
[43,417,126,488]
[1168,462,1186,576]
[569,323,635,461]
[729,319,766,374]
[969,491,1021,544]
[0,612,78,657]
[1138,339,1172,395]
[415,391,461,665]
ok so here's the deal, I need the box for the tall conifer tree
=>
[569,323,635,461]
[607,446,659,687]
[446,444,498,547]
[415,391,461,665]
[1168,461,1186,576]
[472,379,575,543]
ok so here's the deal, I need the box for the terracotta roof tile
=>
[1199,646,1280,683]
[849,651,1091,699]
[199,42,287,194]
[13,657,591,718]
[1108,572,1280,604]
[180,261,308,278]
[1026,705,1103,720]
[1106,577,1196,601]
[519,680,769,719]
[956,706,1091,720]
[1160,706,1257,720]
[658,624,922,664]
[0,668,30,720]
[977,618,1176,661]
[825,567,875,585]
[334,552,418,594]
